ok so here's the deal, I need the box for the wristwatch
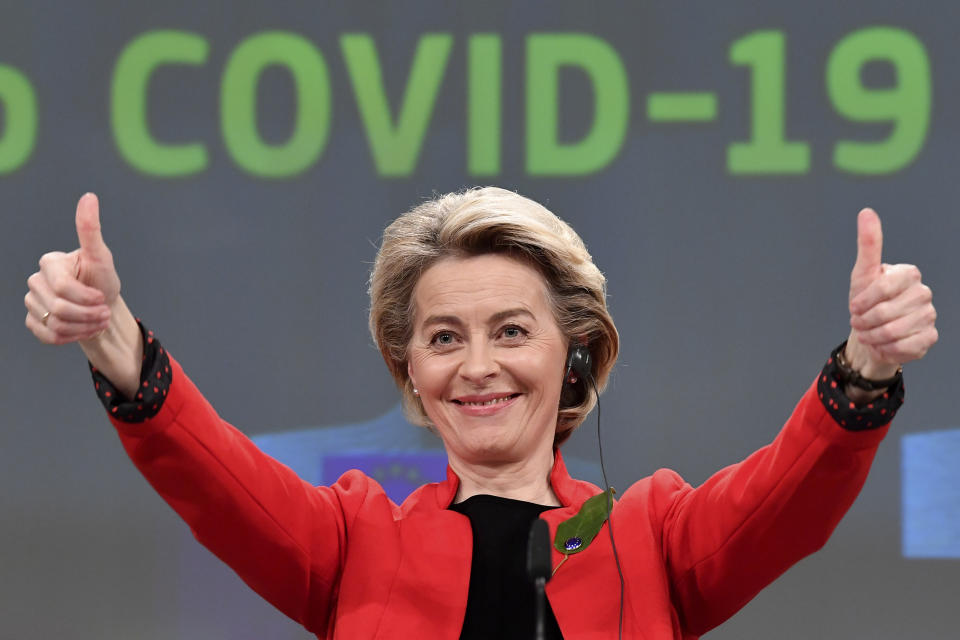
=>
[833,341,903,391]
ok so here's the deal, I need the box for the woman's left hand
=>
[845,207,938,385]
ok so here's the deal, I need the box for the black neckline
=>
[451,493,561,510]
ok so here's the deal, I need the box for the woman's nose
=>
[458,341,499,383]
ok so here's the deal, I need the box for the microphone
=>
[527,518,552,640]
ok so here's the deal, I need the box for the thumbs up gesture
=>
[25,193,121,344]
[26,193,144,398]
[846,208,937,381]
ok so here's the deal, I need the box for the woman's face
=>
[407,254,568,467]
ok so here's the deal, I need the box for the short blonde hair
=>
[368,186,619,446]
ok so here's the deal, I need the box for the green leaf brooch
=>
[552,487,615,575]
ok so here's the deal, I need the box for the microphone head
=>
[527,518,552,582]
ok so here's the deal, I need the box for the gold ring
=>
[41,311,51,326]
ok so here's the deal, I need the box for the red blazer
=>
[110,354,889,639]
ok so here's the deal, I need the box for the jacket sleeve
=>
[650,361,901,635]
[105,351,372,634]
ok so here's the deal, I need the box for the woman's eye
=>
[501,326,526,339]
[431,331,456,346]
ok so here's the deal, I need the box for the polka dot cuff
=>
[817,343,904,431]
[88,318,171,423]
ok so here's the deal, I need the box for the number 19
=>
[729,27,931,175]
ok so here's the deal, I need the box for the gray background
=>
[2,1,957,638]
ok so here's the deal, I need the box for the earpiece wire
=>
[589,374,624,640]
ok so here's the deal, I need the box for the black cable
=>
[589,374,624,640]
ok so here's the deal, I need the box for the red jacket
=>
[110,354,889,639]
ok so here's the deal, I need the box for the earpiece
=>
[562,343,592,406]
[564,343,592,384]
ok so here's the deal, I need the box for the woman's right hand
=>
[25,193,119,343]
[25,193,143,399]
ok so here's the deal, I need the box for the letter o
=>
[221,32,332,178]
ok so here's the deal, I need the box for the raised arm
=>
[24,194,361,632]
[658,207,938,634]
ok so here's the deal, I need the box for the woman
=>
[24,187,937,639]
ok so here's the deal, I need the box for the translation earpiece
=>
[564,343,592,384]
[562,343,592,407]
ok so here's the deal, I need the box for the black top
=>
[449,494,564,640]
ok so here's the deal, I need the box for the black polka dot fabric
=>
[818,342,904,431]
[89,318,171,423]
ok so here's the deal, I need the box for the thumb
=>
[852,207,883,281]
[75,193,109,257]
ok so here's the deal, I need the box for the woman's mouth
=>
[452,393,521,415]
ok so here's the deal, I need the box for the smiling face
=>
[406,254,569,468]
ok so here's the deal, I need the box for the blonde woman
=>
[25,188,937,638]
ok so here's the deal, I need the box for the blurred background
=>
[2,1,957,638]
